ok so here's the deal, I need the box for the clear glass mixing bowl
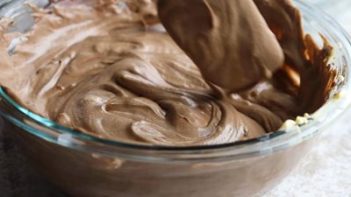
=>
[0,1,351,196]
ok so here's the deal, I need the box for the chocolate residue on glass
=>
[0,0,336,146]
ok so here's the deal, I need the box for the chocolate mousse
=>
[0,0,336,146]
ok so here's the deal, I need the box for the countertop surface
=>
[1,1,351,197]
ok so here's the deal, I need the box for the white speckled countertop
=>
[0,1,351,196]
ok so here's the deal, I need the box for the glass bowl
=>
[0,1,351,196]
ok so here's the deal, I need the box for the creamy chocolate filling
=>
[0,0,335,146]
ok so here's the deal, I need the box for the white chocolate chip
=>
[296,116,308,125]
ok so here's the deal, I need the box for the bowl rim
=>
[1,0,351,162]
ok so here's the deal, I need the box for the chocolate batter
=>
[0,0,336,146]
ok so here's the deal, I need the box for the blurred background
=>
[311,0,351,31]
